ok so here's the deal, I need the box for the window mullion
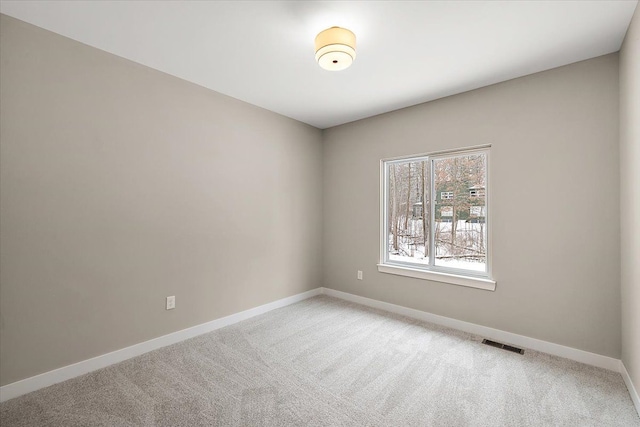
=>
[429,158,436,268]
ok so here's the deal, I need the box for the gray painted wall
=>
[323,54,621,358]
[0,15,323,386]
[620,6,640,394]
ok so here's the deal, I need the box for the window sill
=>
[377,264,496,291]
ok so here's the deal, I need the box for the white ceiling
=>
[1,1,637,129]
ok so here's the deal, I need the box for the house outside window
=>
[412,202,423,219]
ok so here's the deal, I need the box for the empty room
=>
[0,1,639,426]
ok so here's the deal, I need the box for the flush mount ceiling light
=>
[314,27,356,71]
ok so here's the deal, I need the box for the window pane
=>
[433,154,487,273]
[387,160,430,265]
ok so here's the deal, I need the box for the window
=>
[469,188,485,198]
[379,147,495,291]
[470,206,486,217]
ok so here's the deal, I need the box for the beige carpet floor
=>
[1,295,639,426]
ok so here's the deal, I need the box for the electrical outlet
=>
[357,270,363,280]
[166,295,175,310]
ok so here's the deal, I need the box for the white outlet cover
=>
[166,296,175,310]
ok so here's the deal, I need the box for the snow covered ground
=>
[388,220,486,273]
[388,254,485,272]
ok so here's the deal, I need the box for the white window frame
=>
[378,145,496,291]
[441,191,454,200]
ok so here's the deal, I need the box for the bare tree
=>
[404,163,411,231]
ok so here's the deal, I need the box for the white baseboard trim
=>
[321,288,621,372]
[3,286,637,418]
[0,287,322,403]
[620,361,640,417]
[323,288,640,417]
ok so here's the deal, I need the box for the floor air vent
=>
[482,339,524,354]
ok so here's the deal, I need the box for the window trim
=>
[377,264,496,290]
[379,145,495,291]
